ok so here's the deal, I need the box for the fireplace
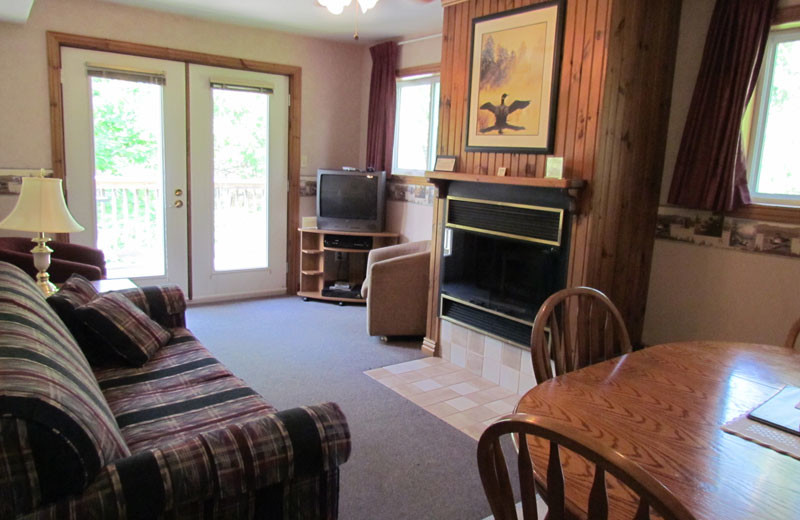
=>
[439,181,573,349]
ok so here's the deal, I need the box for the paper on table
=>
[747,385,800,436]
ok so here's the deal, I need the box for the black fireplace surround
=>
[440,182,573,348]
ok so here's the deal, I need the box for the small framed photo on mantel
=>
[434,155,457,172]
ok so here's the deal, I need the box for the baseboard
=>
[421,336,437,356]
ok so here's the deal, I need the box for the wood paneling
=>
[438,0,609,181]
[431,1,682,345]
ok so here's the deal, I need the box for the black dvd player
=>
[323,234,373,250]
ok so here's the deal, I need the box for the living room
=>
[2,0,800,519]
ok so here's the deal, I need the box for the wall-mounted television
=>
[316,169,386,232]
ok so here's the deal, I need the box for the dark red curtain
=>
[366,42,398,174]
[668,0,778,212]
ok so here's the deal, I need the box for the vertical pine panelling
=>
[584,0,681,342]
[435,0,681,344]
[439,0,605,180]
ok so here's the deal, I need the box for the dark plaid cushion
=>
[46,274,120,365]
[0,262,130,510]
[77,292,173,367]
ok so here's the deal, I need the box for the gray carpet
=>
[186,296,492,520]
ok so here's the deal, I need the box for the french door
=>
[61,48,287,300]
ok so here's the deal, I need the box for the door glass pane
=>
[91,77,165,278]
[212,88,269,271]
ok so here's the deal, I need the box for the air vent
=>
[441,295,531,348]
[446,196,563,246]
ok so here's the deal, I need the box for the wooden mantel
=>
[425,171,585,191]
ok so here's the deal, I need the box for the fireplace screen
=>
[440,193,570,348]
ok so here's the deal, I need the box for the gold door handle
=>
[174,200,184,208]
[174,188,183,196]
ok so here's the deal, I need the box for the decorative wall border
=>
[387,181,435,206]
[656,206,800,259]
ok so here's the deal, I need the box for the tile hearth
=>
[365,356,525,441]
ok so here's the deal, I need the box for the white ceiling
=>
[0,0,35,23]
[97,0,443,43]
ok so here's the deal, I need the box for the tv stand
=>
[297,228,399,304]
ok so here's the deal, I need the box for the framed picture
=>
[465,1,565,153]
[434,155,457,172]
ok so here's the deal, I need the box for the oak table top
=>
[515,341,800,520]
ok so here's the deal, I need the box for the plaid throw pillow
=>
[46,274,116,365]
[76,292,172,367]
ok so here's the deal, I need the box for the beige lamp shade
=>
[0,176,84,233]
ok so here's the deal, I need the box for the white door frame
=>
[47,32,303,300]
[61,48,190,293]
[188,65,289,302]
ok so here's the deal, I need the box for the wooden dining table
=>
[515,341,800,519]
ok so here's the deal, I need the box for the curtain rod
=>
[397,34,442,46]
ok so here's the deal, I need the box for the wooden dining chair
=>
[530,286,632,383]
[477,414,696,520]
[784,316,800,350]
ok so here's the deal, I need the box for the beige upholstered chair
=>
[478,413,696,520]
[361,240,430,338]
[530,286,632,384]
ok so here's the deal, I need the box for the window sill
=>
[726,203,800,225]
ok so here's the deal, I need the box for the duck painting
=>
[479,93,531,134]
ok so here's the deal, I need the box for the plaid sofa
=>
[0,262,350,519]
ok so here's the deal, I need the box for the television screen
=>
[319,174,379,220]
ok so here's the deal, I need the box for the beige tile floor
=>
[365,356,520,441]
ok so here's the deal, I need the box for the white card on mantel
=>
[545,157,564,179]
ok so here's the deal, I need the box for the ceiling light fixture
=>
[319,0,379,40]
[319,0,378,16]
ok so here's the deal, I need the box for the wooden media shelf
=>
[297,228,399,304]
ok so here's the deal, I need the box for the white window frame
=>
[748,27,800,207]
[392,73,440,176]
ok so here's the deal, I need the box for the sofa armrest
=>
[22,403,350,519]
[49,242,106,277]
[48,257,103,282]
[116,285,187,328]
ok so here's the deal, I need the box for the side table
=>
[91,278,137,293]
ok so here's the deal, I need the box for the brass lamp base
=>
[30,234,58,297]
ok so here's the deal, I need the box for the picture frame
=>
[465,1,565,153]
[434,155,457,172]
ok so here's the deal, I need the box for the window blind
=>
[210,82,272,94]
[87,65,166,86]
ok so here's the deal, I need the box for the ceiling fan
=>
[317,0,436,16]
[317,0,437,39]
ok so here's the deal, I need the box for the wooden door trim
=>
[46,31,302,296]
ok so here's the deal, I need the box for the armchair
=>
[361,240,431,337]
[0,236,106,282]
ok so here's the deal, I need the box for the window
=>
[748,27,800,206]
[392,74,440,175]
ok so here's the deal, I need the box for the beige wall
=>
[0,0,366,226]
[642,0,800,347]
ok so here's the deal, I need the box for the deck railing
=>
[94,176,266,277]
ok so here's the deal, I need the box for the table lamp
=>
[0,170,84,296]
